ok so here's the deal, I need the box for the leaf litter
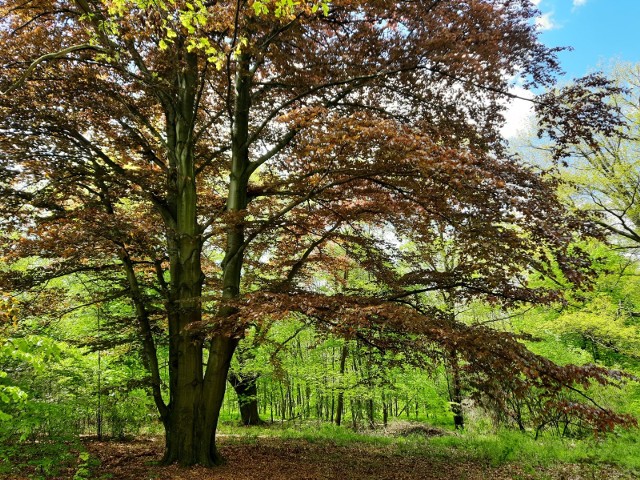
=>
[71,436,637,480]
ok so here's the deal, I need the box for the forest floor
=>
[68,435,635,480]
[3,423,639,479]
[45,435,639,480]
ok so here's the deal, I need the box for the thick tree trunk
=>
[163,335,237,466]
[159,53,210,464]
[156,48,242,465]
[156,42,252,466]
[229,373,264,425]
[166,51,252,463]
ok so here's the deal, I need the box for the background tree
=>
[516,62,640,362]
[531,63,640,251]
[0,0,633,467]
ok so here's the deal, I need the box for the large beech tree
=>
[0,0,634,466]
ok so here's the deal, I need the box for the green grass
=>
[217,419,640,473]
[218,420,397,446]
[0,439,89,479]
[424,429,640,470]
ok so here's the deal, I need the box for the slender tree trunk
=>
[335,344,348,426]
[120,253,169,423]
[280,381,286,421]
[270,389,274,423]
[367,398,375,429]
[382,394,388,428]
[350,399,357,430]
[330,395,335,423]
[447,349,465,430]
[91,163,170,430]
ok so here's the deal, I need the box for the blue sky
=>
[534,0,640,79]
[502,0,640,137]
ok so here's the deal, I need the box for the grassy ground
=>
[2,421,639,479]
[218,420,640,471]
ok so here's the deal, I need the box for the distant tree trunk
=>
[228,373,264,426]
[448,350,465,430]
[229,338,264,426]
[288,383,294,418]
[279,382,286,421]
[305,386,311,419]
[367,398,375,428]
[270,389,274,423]
[335,344,349,426]
[382,394,389,427]
[350,399,358,429]
[330,395,335,423]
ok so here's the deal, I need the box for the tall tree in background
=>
[518,63,640,366]
[0,0,632,466]
[537,63,640,250]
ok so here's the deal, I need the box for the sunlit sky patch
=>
[502,0,640,138]
[536,0,640,79]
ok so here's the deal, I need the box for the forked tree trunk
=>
[163,336,237,465]
[166,51,252,464]
[158,48,250,465]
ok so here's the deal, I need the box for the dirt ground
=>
[77,437,632,480]
[3,435,636,479]
[81,436,515,479]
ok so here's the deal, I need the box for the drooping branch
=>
[1,44,106,95]
[281,221,343,285]
[120,250,169,420]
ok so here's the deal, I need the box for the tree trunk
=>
[350,399,357,430]
[382,394,388,428]
[367,398,375,429]
[229,373,264,425]
[159,49,215,464]
[448,349,465,430]
[335,344,348,426]
[163,336,236,465]
[160,47,250,466]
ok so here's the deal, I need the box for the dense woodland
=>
[1,0,640,478]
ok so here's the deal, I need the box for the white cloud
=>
[535,12,557,31]
[501,87,535,139]
[573,0,587,7]
[531,0,542,6]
